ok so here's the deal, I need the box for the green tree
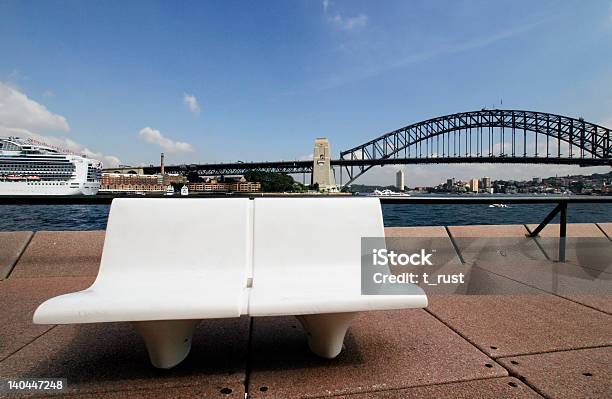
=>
[244,171,299,192]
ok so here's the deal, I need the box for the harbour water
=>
[0,198,610,231]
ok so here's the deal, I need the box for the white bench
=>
[34,197,427,368]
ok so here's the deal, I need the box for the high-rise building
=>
[481,176,491,189]
[469,178,479,192]
[396,169,405,191]
[446,178,455,189]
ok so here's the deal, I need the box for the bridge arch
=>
[339,109,611,185]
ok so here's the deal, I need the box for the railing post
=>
[558,202,567,262]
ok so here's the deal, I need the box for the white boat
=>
[489,203,508,208]
[165,185,175,196]
[370,189,410,197]
[0,137,102,195]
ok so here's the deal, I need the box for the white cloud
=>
[299,153,314,161]
[0,81,120,167]
[138,127,195,154]
[319,18,545,89]
[323,1,367,31]
[323,0,331,13]
[183,93,200,115]
[328,14,368,30]
[0,126,122,168]
[0,81,69,132]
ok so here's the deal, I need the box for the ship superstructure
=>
[0,137,102,195]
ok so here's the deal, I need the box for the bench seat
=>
[34,197,427,368]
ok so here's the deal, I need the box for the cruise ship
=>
[0,137,102,195]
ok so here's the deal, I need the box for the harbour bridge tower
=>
[312,138,337,190]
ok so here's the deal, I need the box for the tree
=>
[244,171,300,192]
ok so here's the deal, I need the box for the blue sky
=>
[1,0,611,185]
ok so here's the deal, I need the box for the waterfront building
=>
[187,177,261,193]
[469,178,479,192]
[100,173,165,193]
[446,178,455,190]
[396,169,405,191]
[0,136,102,195]
[481,176,491,189]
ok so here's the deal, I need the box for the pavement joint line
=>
[243,316,255,399]
[595,223,612,242]
[312,375,533,399]
[469,264,612,316]
[495,344,612,359]
[0,324,57,363]
[422,307,501,362]
[421,306,556,399]
[3,231,34,280]
[428,290,611,359]
[444,226,466,264]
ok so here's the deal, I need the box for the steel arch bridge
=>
[338,109,611,185]
[115,109,611,185]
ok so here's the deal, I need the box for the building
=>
[446,178,455,190]
[163,173,187,185]
[481,176,491,189]
[396,169,405,191]
[469,178,479,192]
[100,173,165,193]
[187,177,261,193]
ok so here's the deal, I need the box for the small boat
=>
[489,203,508,208]
[370,189,410,197]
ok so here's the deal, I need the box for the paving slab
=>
[330,377,542,398]
[0,276,93,361]
[384,226,450,237]
[0,317,249,397]
[10,231,105,278]
[447,225,546,265]
[448,224,531,238]
[525,223,605,237]
[596,222,612,239]
[426,294,612,358]
[498,347,612,399]
[384,234,465,294]
[247,310,507,399]
[473,260,612,313]
[0,231,32,280]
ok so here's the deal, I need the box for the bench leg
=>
[296,312,358,359]
[133,319,200,369]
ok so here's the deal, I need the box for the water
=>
[0,199,610,231]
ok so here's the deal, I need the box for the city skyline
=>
[1,0,611,186]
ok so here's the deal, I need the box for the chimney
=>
[160,152,165,175]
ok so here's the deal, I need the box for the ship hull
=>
[0,181,100,196]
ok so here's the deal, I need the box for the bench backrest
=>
[96,198,251,283]
[252,197,383,270]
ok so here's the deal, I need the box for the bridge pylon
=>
[312,138,337,190]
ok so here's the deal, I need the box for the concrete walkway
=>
[0,224,610,398]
